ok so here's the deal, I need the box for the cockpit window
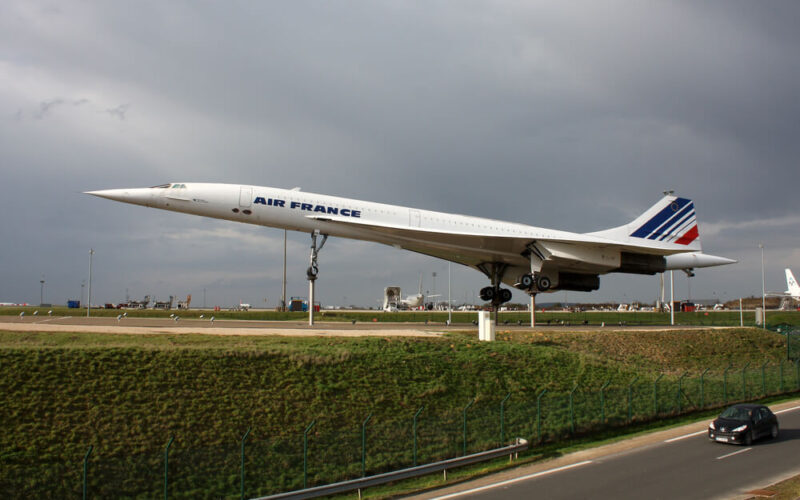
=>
[170,183,187,189]
[150,184,171,189]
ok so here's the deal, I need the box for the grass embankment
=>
[4,306,800,327]
[0,328,796,498]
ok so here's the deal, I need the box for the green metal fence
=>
[3,362,800,499]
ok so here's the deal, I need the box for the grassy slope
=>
[0,328,794,498]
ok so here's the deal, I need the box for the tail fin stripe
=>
[674,225,699,245]
[630,197,691,238]
[653,204,695,240]
[656,206,695,241]
[661,215,696,242]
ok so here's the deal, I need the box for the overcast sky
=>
[2,1,799,308]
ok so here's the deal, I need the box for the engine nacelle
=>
[552,272,600,292]
[615,252,666,275]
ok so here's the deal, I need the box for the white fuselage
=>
[87,182,735,292]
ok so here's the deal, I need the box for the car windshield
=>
[720,406,752,421]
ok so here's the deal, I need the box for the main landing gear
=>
[476,263,514,324]
[517,272,551,292]
[479,286,512,304]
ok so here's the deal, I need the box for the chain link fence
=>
[3,361,799,498]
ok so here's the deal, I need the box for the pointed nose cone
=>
[84,189,128,201]
[84,188,154,207]
[665,252,737,270]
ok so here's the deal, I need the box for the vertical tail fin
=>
[786,269,800,298]
[589,195,702,251]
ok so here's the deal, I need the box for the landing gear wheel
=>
[537,276,551,291]
[519,274,534,289]
[499,288,512,303]
[479,287,495,302]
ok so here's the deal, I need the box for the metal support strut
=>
[307,230,328,326]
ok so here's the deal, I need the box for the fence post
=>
[724,364,733,403]
[500,393,511,445]
[569,384,579,433]
[413,406,424,467]
[536,389,547,443]
[360,413,373,477]
[82,445,92,500]
[653,374,663,415]
[462,398,475,456]
[788,331,791,361]
[303,420,316,489]
[795,359,799,389]
[700,368,709,409]
[600,380,611,424]
[741,362,750,400]
[164,436,174,500]
[627,376,638,423]
[240,427,251,500]
[761,361,768,395]
[677,372,688,413]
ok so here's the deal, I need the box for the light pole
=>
[87,249,94,317]
[40,276,45,306]
[759,243,765,328]
[670,270,675,326]
[81,280,85,307]
[282,229,287,312]
[448,262,452,324]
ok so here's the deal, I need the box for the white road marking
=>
[775,405,800,414]
[716,447,751,460]
[431,461,593,499]
[664,429,707,443]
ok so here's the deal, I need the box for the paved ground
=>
[410,400,800,500]
[0,314,736,337]
[0,316,451,337]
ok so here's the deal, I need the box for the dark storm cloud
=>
[1,1,799,306]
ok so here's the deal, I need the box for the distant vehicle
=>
[288,297,306,312]
[708,404,778,445]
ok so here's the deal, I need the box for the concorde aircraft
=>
[86,183,735,307]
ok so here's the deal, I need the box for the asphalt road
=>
[425,403,800,500]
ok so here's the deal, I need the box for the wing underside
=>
[308,215,685,275]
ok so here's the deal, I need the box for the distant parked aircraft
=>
[785,269,800,302]
[87,183,734,309]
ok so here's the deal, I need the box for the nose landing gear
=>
[307,230,328,326]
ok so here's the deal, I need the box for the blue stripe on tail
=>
[630,197,691,239]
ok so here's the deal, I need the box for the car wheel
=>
[770,424,779,439]
[744,430,753,446]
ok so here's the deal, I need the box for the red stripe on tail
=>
[674,225,699,245]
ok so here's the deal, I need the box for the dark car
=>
[708,404,779,445]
